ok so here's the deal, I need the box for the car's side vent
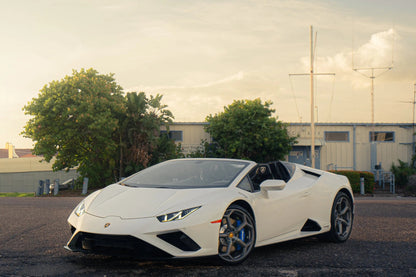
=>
[157,231,201,252]
[301,169,321,178]
[301,219,322,232]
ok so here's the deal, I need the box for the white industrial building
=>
[165,122,414,172]
[2,122,411,192]
[0,143,78,193]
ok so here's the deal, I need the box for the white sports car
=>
[65,158,354,264]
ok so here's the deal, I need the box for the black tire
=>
[323,191,353,243]
[218,204,256,264]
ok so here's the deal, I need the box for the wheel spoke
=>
[339,206,349,216]
[224,215,233,230]
[337,220,343,235]
[235,237,247,248]
[337,217,349,226]
[236,217,248,232]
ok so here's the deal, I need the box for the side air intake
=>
[301,219,322,232]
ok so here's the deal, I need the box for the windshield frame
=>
[120,158,251,189]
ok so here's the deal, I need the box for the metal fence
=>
[0,170,79,193]
[374,170,396,194]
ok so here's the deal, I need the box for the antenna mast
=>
[352,31,394,126]
[352,30,394,172]
[289,26,335,168]
[352,66,393,126]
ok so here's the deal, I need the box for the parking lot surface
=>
[1,196,416,276]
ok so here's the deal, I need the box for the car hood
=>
[86,184,225,219]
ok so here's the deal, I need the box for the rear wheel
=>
[218,205,255,264]
[325,191,353,242]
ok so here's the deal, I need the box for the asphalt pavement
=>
[0,196,415,276]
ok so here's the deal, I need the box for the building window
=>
[160,130,183,142]
[324,131,349,142]
[369,131,394,142]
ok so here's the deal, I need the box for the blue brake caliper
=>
[236,220,245,251]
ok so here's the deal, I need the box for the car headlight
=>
[157,206,201,222]
[74,201,85,217]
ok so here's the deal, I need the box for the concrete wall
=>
[0,157,79,193]
[0,170,79,193]
[0,157,54,173]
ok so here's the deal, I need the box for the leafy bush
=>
[391,159,416,189]
[186,139,222,158]
[405,175,416,196]
[330,170,375,194]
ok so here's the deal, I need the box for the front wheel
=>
[218,205,256,264]
[325,191,353,242]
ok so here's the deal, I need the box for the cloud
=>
[126,71,279,121]
[352,28,395,69]
[306,29,396,74]
[295,28,401,91]
[127,71,245,92]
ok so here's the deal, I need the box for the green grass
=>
[0,192,35,197]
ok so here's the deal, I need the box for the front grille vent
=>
[157,231,201,252]
[72,232,172,258]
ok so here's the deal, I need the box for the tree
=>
[22,68,180,186]
[23,68,125,186]
[117,92,177,177]
[204,98,296,162]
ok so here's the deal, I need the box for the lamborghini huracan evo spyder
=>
[65,158,354,264]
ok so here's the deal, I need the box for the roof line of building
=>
[287,122,414,127]
[171,122,414,127]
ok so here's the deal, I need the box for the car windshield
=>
[121,159,250,189]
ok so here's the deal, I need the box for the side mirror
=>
[260,179,286,190]
[260,180,286,198]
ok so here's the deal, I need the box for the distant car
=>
[65,158,354,264]
[49,178,74,192]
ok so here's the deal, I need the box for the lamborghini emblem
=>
[104,223,111,228]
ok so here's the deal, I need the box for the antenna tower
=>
[352,31,394,126]
[289,26,335,168]
[352,30,394,172]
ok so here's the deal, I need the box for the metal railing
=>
[374,170,396,194]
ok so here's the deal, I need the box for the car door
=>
[250,165,315,244]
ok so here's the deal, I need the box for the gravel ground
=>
[1,196,415,276]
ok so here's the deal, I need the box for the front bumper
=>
[65,212,221,258]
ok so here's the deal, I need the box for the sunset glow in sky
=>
[1,0,415,147]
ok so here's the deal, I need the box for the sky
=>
[1,0,416,148]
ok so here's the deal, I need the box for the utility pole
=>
[399,83,416,157]
[413,83,415,157]
[353,67,393,127]
[400,83,416,166]
[289,26,335,168]
[353,65,392,172]
[310,26,315,168]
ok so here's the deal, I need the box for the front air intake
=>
[70,232,172,258]
[157,231,201,252]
